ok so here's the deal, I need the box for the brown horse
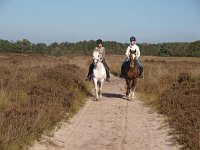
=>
[124,50,139,100]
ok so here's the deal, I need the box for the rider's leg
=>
[103,61,110,70]
[136,59,143,78]
[86,63,94,81]
[103,61,110,81]
[106,70,110,81]
[120,60,127,78]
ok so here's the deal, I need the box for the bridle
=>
[93,55,102,65]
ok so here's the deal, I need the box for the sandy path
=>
[31,75,179,150]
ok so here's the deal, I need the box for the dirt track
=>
[31,75,179,150]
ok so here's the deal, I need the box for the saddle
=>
[124,61,140,74]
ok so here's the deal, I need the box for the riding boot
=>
[120,65,124,78]
[103,61,111,82]
[136,59,144,79]
[86,63,94,81]
[106,69,111,82]
[120,61,126,78]
[139,67,144,79]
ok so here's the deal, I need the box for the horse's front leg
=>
[99,79,104,99]
[93,78,99,101]
[130,78,137,100]
[126,79,131,98]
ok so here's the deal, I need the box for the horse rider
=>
[86,39,111,82]
[119,36,143,79]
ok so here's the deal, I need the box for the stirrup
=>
[85,77,92,81]
[106,78,111,82]
[139,74,143,79]
[119,74,124,78]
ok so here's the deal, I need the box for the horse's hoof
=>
[131,96,135,100]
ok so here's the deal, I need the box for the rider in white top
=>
[125,44,140,60]
[120,36,143,78]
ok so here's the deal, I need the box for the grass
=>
[107,55,200,149]
[160,76,200,149]
[0,53,91,150]
[0,53,199,149]
[138,59,200,108]
[107,55,200,106]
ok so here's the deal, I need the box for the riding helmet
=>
[97,39,103,44]
[130,36,136,41]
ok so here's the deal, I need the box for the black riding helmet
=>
[97,39,103,44]
[130,36,136,41]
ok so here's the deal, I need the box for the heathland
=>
[0,52,199,150]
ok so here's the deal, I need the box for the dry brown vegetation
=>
[107,55,200,149]
[160,73,200,149]
[0,53,199,150]
[0,53,91,150]
[138,59,200,149]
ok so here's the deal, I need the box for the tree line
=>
[0,39,199,57]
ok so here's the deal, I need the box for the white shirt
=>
[125,44,140,59]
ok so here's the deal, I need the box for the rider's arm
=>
[102,47,105,60]
[125,46,130,58]
[136,46,140,59]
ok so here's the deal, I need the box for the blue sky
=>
[0,0,200,44]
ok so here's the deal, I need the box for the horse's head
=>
[93,51,101,65]
[129,50,136,67]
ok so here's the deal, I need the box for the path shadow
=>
[102,93,127,100]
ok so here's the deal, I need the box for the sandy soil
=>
[31,75,179,150]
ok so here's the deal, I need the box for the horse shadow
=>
[102,93,128,100]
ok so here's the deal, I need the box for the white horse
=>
[92,51,106,101]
